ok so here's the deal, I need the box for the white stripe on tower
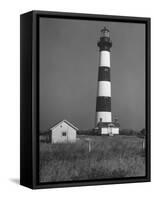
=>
[99,51,110,67]
[96,112,112,123]
[96,27,112,126]
[97,81,111,97]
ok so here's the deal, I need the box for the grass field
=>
[40,135,145,182]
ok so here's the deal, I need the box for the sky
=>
[39,17,145,131]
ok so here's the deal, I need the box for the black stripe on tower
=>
[98,67,110,81]
[97,37,112,52]
[96,97,111,112]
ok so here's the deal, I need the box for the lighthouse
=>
[95,27,119,135]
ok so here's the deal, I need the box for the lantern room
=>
[97,27,112,51]
[101,27,110,38]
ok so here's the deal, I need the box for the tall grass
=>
[40,135,145,182]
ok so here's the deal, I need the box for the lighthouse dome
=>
[101,27,110,37]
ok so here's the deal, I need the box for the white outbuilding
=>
[50,120,78,144]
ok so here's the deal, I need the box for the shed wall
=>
[51,122,76,143]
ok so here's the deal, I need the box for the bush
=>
[119,129,139,136]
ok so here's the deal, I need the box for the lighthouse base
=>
[101,127,119,135]
[95,117,120,135]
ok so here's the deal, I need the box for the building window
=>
[62,132,67,136]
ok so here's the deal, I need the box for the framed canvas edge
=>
[20,12,33,188]
[20,10,151,189]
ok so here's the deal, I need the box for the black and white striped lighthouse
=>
[96,27,112,127]
[95,27,120,134]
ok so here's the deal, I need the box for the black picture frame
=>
[20,10,151,189]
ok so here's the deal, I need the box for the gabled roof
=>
[50,119,79,131]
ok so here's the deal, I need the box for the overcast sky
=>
[39,17,145,131]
